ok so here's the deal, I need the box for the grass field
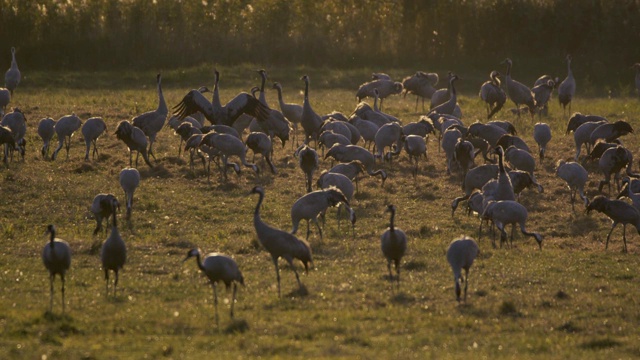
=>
[1,67,640,359]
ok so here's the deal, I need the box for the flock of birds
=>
[4,46,640,326]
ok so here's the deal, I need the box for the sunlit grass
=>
[1,67,640,359]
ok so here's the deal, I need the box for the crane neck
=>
[505,61,512,77]
[450,78,457,97]
[157,77,168,115]
[497,149,506,173]
[254,191,264,217]
[195,251,206,273]
[11,48,17,68]
[304,78,309,100]
[275,85,284,103]
[389,209,396,231]
[566,59,573,77]
[49,229,56,248]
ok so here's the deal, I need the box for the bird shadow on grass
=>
[224,319,250,334]
[390,292,415,305]
[286,284,310,298]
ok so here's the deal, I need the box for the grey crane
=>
[573,120,606,161]
[328,160,366,193]
[37,117,55,159]
[531,79,555,117]
[403,134,428,178]
[380,204,407,287]
[442,127,462,175]
[119,167,140,220]
[91,193,119,235]
[82,117,107,161]
[273,82,303,148]
[349,115,379,149]
[492,146,516,202]
[246,132,277,174]
[0,87,9,115]
[250,186,313,297]
[467,122,507,148]
[167,115,203,156]
[256,69,269,105]
[52,113,83,160]
[566,113,607,134]
[453,138,475,179]
[184,133,216,175]
[199,131,258,181]
[588,140,622,163]
[479,70,506,119]
[325,144,387,186]
[402,71,439,112]
[428,73,460,117]
[300,75,324,145]
[501,58,536,118]
[295,144,319,193]
[0,125,15,164]
[175,121,203,158]
[371,89,401,123]
[598,146,636,194]
[4,47,20,96]
[632,63,640,97]
[556,160,589,211]
[487,120,517,135]
[132,74,168,162]
[495,133,531,154]
[403,116,435,138]
[355,78,403,111]
[589,121,633,146]
[114,120,153,168]
[316,172,356,236]
[504,146,538,184]
[183,248,244,327]
[618,177,640,210]
[42,225,72,312]
[446,236,479,302]
[101,198,126,297]
[372,73,392,81]
[1,107,26,162]
[533,123,552,163]
[291,187,350,241]
[482,200,542,249]
[374,122,403,164]
[558,55,576,116]
[320,119,352,143]
[352,102,392,128]
[586,195,640,252]
[318,130,350,157]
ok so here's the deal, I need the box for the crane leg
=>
[606,223,618,250]
[49,274,54,312]
[212,283,219,327]
[273,257,281,298]
[463,268,469,302]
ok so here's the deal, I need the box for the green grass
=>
[1,66,640,359]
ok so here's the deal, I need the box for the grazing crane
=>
[446,236,479,303]
[325,144,387,186]
[558,55,576,116]
[380,205,407,287]
[114,120,154,168]
[586,195,640,253]
[250,186,313,297]
[101,199,126,297]
[479,70,506,119]
[199,131,258,181]
[501,58,536,118]
[0,125,15,164]
[295,144,319,193]
[91,193,119,235]
[81,117,107,161]
[403,134,428,178]
[300,75,323,145]
[482,200,543,249]
[132,74,168,162]
[1,107,26,162]
[556,160,589,211]
[52,114,83,160]
[38,117,55,160]
[531,79,555,117]
[272,82,303,148]
[291,187,350,241]
[0,87,9,115]
[4,47,20,95]
[245,132,277,174]
[355,78,403,111]
[565,112,607,135]
[183,248,244,327]
[42,225,72,312]
[316,171,357,236]
[533,123,552,163]
[119,167,140,220]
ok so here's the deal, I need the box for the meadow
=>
[1,66,640,359]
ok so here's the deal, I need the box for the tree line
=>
[1,0,639,88]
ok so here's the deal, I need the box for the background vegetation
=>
[2,0,640,86]
[0,66,639,358]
